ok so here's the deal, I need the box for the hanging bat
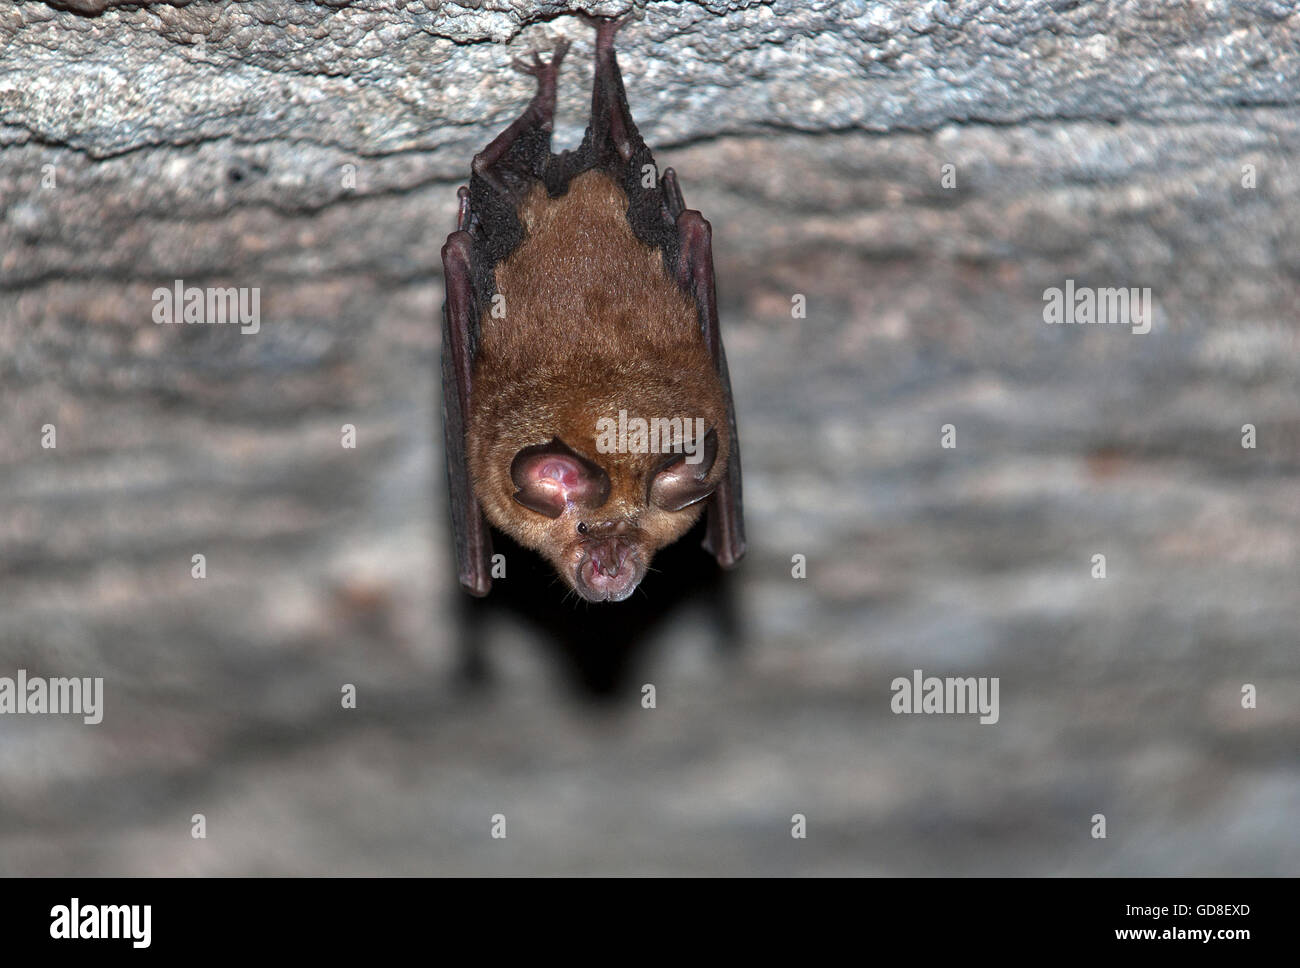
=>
[441,16,745,602]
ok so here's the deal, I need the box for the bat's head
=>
[504,424,725,602]
[466,299,733,602]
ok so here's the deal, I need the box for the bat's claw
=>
[576,11,636,34]
[511,39,570,79]
[509,54,540,76]
[578,11,636,53]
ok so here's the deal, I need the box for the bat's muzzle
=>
[575,537,643,602]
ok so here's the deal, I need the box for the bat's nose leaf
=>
[576,537,642,602]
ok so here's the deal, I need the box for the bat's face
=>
[465,298,734,603]
[505,427,725,602]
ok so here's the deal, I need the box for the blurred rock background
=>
[0,0,1297,874]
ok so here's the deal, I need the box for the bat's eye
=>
[577,522,589,535]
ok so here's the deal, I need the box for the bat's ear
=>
[649,428,719,512]
[511,438,611,518]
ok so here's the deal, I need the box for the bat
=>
[441,15,745,602]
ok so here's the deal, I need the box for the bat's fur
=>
[468,170,730,601]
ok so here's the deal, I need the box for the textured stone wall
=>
[1,1,1297,874]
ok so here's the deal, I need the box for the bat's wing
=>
[442,201,493,597]
[443,44,570,596]
[668,179,747,569]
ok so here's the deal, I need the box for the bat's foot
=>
[574,13,639,163]
[472,40,570,183]
[577,11,635,51]
[510,39,570,84]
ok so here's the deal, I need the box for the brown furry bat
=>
[441,16,745,602]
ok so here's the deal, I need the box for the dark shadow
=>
[452,519,742,700]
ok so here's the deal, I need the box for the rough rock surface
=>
[1,1,1297,874]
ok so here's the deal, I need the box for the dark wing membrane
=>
[673,206,746,568]
[441,227,493,596]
